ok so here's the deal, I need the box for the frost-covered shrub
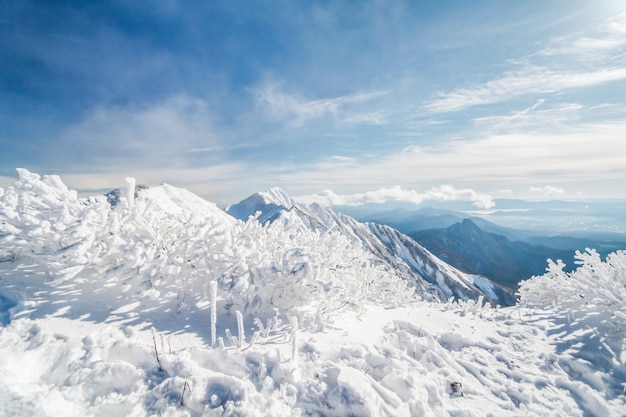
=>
[518,249,626,310]
[0,170,415,328]
[518,249,626,377]
[216,216,416,323]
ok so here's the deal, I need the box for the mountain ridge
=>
[227,187,512,305]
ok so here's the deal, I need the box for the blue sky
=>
[1,0,625,207]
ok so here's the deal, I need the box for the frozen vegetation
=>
[0,170,625,416]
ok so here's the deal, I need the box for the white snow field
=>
[0,169,625,417]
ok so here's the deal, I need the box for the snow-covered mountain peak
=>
[138,183,236,225]
[259,186,296,208]
[226,186,298,223]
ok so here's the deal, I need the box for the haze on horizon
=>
[1,0,625,207]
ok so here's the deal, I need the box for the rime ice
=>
[0,170,625,416]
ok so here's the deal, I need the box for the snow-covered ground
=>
[1,170,625,416]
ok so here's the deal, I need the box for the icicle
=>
[290,316,299,365]
[210,280,217,348]
[236,310,245,348]
[124,177,136,208]
[225,329,238,347]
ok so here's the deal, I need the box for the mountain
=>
[354,206,533,240]
[362,207,462,233]
[524,234,626,254]
[1,170,625,416]
[227,189,512,305]
[353,205,625,288]
[410,219,576,288]
[224,187,297,224]
[337,198,626,236]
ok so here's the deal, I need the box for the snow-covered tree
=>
[0,169,416,328]
[518,249,626,384]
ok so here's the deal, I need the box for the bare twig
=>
[181,380,192,406]
[151,328,162,371]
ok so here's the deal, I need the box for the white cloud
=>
[277,122,626,201]
[539,11,626,57]
[472,100,588,133]
[6,121,626,205]
[529,185,565,196]
[34,95,262,203]
[296,185,495,209]
[344,111,389,125]
[0,175,16,191]
[29,104,626,205]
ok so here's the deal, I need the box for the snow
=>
[469,275,498,301]
[1,170,625,416]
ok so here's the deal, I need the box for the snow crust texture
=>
[0,170,625,416]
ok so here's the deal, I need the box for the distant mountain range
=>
[336,198,626,237]
[360,207,533,240]
[340,205,626,290]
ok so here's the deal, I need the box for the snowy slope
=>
[1,171,625,417]
[227,188,505,305]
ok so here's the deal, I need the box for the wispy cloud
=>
[34,95,261,201]
[255,83,389,127]
[60,96,220,167]
[344,111,389,125]
[3,2,625,205]
[538,11,626,57]
[425,12,626,114]
[472,99,587,133]
[425,66,626,113]
[296,185,495,209]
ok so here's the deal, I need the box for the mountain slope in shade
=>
[411,219,575,289]
[227,189,510,305]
